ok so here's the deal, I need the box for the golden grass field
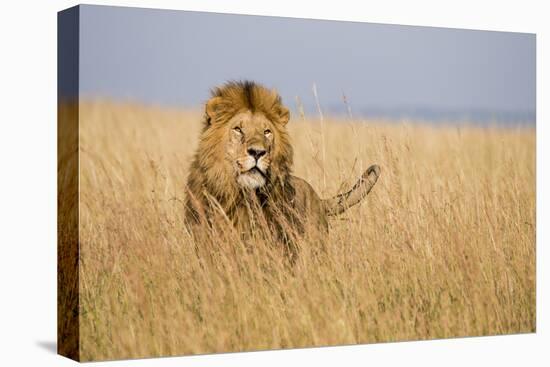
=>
[74,101,535,361]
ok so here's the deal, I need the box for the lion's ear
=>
[205,97,224,125]
[278,106,290,125]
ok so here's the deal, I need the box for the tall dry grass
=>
[76,101,535,361]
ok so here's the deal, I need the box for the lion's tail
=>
[322,164,381,216]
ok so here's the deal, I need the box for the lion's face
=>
[226,111,275,189]
[192,81,293,201]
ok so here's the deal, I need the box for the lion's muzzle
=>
[235,149,270,189]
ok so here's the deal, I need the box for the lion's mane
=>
[185,81,294,223]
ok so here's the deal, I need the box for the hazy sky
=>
[77,5,535,122]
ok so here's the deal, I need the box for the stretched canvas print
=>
[58,4,536,362]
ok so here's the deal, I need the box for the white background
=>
[0,0,546,365]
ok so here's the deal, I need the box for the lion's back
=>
[289,175,328,231]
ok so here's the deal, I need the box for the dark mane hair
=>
[207,80,288,125]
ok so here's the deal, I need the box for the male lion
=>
[185,81,380,256]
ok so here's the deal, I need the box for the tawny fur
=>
[184,81,380,250]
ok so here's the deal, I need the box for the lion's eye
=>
[233,127,243,134]
[264,129,272,136]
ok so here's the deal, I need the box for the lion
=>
[185,80,380,257]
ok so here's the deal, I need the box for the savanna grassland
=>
[74,101,535,361]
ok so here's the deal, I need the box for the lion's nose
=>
[247,147,266,160]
